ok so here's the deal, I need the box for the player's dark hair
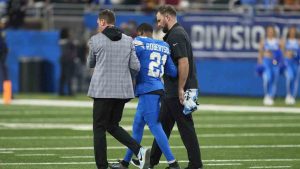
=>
[157,5,177,16]
[98,9,115,24]
[137,23,153,34]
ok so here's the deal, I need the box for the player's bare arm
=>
[178,57,189,104]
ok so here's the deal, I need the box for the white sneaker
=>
[137,147,150,169]
[290,97,296,105]
[285,95,295,105]
[285,95,290,104]
[263,96,274,106]
[130,158,140,168]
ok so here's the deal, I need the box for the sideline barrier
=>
[2,30,60,93]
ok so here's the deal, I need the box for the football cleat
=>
[137,147,151,169]
[110,160,128,169]
[165,161,180,169]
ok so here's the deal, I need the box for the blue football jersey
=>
[133,36,177,96]
[285,39,300,58]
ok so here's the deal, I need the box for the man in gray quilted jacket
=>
[87,9,151,169]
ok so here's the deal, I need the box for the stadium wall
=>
[1,12,300,97]
[180,12,300,97]
[1,30,60,93]
[196,58,288,97]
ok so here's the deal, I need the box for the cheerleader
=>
[258,26,282,105]
[281,26,300,105]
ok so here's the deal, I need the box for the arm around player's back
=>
[165,55,177,78]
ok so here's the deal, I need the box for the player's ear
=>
[99,19,106,27]
[165,14,170,22]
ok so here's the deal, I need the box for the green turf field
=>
[1,96,300,169]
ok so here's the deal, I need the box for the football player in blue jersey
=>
[281,26,300,105]
[258,25,282,105]
[111,23,180,169]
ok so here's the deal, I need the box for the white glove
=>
[183,89,199,115]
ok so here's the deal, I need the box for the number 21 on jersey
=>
[148,52,167,78]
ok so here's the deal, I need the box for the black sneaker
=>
[165,161,180,169]
[130,158,140,168]
[131,158,154,169]
[110,160,129,169]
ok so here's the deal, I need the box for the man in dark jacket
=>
[150,5,203,169]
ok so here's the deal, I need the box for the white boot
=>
[285,95,295,105]
[263,96,274,106]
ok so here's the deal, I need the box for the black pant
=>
[150,97,203,169]
[93,98,141,169]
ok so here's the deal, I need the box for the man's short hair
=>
[98,9,115,24]
[137,23,153,34]
[157,5,177,16]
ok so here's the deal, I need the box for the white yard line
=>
[0,162,96,165]
[1,144,300,151]
[0,99,94,108]
[201,163,243,166]
[194,123,300,128]
[2,99,300,113]
[16,154,56,156]
[199,104,300,114]
[0,122,94,130]
[152,160,242,166]
[63,157,300,163]
[1,122,300,131]
[0,160,297,167]
[249,166,291,168]
[0,136,92,140]
[197,133,300,137]
[0,151,13,154]
[206,159,300,162]
[2,116,300,123]
[198,116,300,121]
[0,161,242,166]
[0,123,291,130]
[5,153,300,164]
[1,133,300,140]
[60,156,94,159]
[200,145,300,149]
